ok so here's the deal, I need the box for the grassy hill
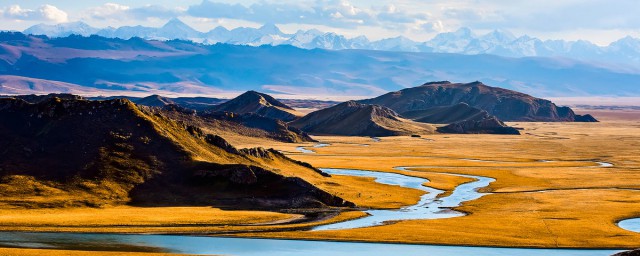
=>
[0,97,351,209]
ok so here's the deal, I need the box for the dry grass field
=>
[0,109,639,251]
[237,109,640,248]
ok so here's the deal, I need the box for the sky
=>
[0,0,639,45]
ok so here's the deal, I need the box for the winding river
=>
[313,168,494,230]
[0,149,627,255]
[296,143,331,153]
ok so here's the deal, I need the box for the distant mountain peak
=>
[162,18,193,30]
[24,21,99,37]
[258,23,283,35]
[482,29,516,43]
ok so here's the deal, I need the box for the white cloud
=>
[86,3,130,20]
[1,4,68,23]
[186,0,434,29]
[39,5,68,23]
[84,3,181,21]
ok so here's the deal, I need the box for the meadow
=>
[1,109,639,253]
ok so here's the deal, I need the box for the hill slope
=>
[160,104,315,143]
[290,101,435,136]
[211,91,301,121]
[360,81,598,122]
[0,97,350,209]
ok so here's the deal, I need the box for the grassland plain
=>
[0,110,639,251]
[236,110,640,248]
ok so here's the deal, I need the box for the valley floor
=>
[1,110,639,251]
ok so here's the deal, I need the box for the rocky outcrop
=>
[612,249,640,256]
[575,114,598,122]
[437,115,521,135]
[211,91,301,121]
[360,81,598,122]
[290,101,435,137]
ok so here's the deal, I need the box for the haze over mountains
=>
[19,19,640,68]
[2,32,640,97]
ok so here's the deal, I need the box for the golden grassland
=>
[0,206,296,227]
[0,110,639,250]
[235,110,640,248]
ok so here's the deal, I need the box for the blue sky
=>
[1,0,639,45]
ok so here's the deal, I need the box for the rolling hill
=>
[360,81,598,122]
[211,91,301,121]
[290,101,435,136]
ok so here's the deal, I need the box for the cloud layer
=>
[85,3,182,21]
[1,4,68,23]
[184,0,430,29]
[0,1,638,44]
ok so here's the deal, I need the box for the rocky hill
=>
[437,116,521,135]
[360,81,598,122]
[211,91,301,121]
[290,101,435,136]
[0,97,351,209]
[159,104,314,143]
[134,95,176,107]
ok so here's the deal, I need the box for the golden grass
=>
[1,110,640,250]
[0,206,297,227]
[0,210,367,234]
[236,111,640,248]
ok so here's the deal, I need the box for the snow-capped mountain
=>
[425,27,476,53]
[22,20,640,67]
[156,18,202,40]
[285,29,324,48]
[370,36,421,52]
[24,21,100,37]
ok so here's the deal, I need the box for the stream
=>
[313,167,494,230]
[0,149,628,255]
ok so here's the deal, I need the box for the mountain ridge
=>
[359,81,597,122]
[2,33,640,97]
[19,20,640,67]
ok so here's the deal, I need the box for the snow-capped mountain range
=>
[20,18,640,67]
